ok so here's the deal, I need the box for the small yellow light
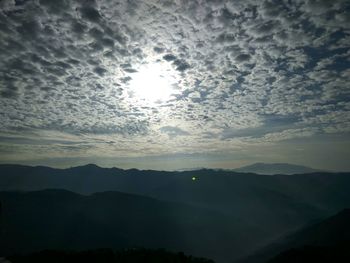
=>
[192,176,196,181]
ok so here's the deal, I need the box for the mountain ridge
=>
[1,165,350,263]
[239,208,350,263]
[0,189,262,263]
[233,162,325,175]
[0,162,332,175]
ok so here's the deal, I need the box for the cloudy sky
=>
[0,0,349,171]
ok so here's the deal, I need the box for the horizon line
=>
[0,162,344,174]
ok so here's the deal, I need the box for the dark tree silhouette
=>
[267,242,350,263]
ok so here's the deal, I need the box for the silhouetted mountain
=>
[239,209,350,263]
[234,163,322,175]
[0,164,175,195]
[266,243,350,263]
[1,165,350,262]
[8,248,215,263]
[0,190,263,263]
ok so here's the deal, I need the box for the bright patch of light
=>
[129,62,178,103]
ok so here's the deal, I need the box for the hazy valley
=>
[1,164,349,262]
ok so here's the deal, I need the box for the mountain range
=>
[0,164,349,262]
[232,163,323,175]
[178,163,324,175]
[0,189,265,263]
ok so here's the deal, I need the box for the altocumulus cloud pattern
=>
[0,0,349,168]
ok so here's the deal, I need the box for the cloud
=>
[0,0,349,168]
[173,59,190,72]
[235,54,251,63]
[80,5,102,23]
[163,54,177,61]
[93,66,108,76]
[159,126,190,137]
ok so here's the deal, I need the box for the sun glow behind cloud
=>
[128,62,180,104]
[0,0,349,170]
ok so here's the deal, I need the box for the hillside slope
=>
[0,190,263,263]
[239,209,350,263]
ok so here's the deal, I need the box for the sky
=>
[0,0,349,171]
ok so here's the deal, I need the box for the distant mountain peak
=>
[66,163,98,171]
[76,163,100,168]
[234,162,323,175]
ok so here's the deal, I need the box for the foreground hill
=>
[240,209,350,263]
[267,242,350,263]
[0,190,262,263]
[7,248,215,263]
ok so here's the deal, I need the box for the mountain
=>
[267,242,350,263]
[7,248,215,263]
[0,164,175,195]
[0,189,262,263]
[1,164,350,262]
[239,209,350,263]
[233,163,322,175]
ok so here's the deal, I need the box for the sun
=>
[129,62,177,103]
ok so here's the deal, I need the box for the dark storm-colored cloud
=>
[163,54,177,61]
[153,46,165,53]
[173,59,191,72]
[163,55,190,71]
[235,54,251,62]
[16,20,40,38]
[80,6,101,23]
[93,66,107,76]
[0,86,18,99]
